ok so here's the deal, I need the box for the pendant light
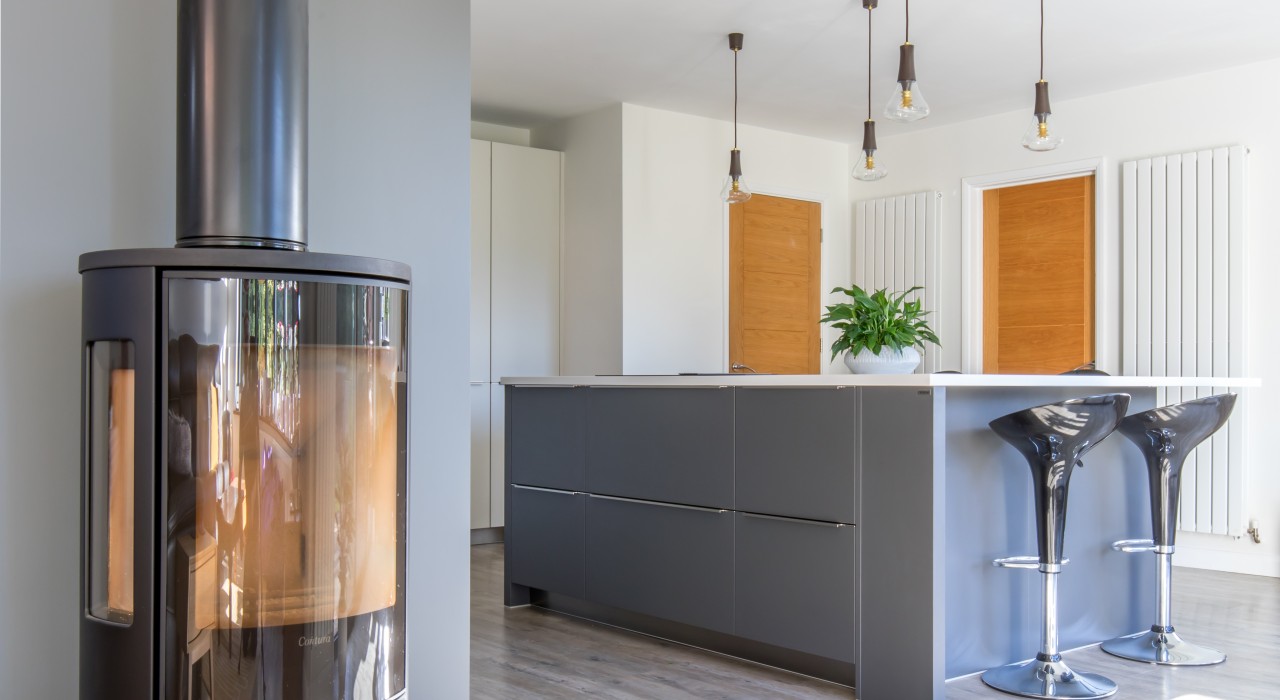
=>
[853,0,888,181]
[1022,0,1063,151]
[884,0,929,122]
[721,32,752,204]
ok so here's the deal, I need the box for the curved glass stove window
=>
[166,276,407,700]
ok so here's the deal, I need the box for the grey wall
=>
[1,3,169,697]
[0,0,471,696]
[310,1,472,696]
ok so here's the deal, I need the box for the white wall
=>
[532,104,625,375]
[532,103,850,376]
[0,2,472,697]
[472,120,531,146]
[619,104,852,374]
[853,58,1280,576]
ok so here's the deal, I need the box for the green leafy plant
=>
[819,285,940,361]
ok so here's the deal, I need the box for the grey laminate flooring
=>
[471,543,1279,699]
[945,563,1279,700]
[470,543,851,699]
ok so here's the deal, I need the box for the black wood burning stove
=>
[79,2,409,698]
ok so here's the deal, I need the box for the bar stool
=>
[1102,393,1237,666]
[983,393,1131,699]
[1059,362,1109,377]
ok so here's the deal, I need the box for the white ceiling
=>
[472,0,1280,143]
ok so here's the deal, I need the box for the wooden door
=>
[983,176,1094,374]
[729,194,821,374]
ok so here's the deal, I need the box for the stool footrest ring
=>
[993,555,1068,569]
[1111,538,1156,553]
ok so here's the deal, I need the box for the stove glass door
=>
[165,276,407,700]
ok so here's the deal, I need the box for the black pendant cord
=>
[1040,0,1045,81]
[866,4,872,120]
[733,46,739,148]
[905,0,909,42]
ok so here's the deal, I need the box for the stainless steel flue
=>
[177,0,308,250]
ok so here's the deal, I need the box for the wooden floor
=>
[471,543,1279,699]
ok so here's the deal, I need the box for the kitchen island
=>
[499,374,1257,699]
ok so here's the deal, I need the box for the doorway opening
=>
[960,159,1112,374]
[728,194,822,374]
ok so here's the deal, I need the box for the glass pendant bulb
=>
[721,174,753,204]
[1024,2,1061,153]
[1021,114,1063,151]
[722,148,752,203]
[884,80,930,122]
[852,150,889,181]
[884,43,930,122]
[852,119,888,182]
[1021,81,1062,151]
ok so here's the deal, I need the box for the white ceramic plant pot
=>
[843,346,921,374]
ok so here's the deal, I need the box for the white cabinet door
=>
[490,143,560,381]
[470,140,492,383]
[470,382,491,529]
[489,383,506,528]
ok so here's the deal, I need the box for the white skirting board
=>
[1175,531,1280,578]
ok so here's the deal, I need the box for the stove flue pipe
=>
[177,0,308,250]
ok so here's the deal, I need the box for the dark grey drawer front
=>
[586,495,734,633]
[508,486,586,597]
[734,512,858,663]
[587,388,734,508]
[508,386,586,491]
[735,388,858,523]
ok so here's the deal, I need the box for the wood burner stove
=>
[80,2,410,698]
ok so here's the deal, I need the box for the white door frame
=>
[721,186,830,373]
[960,157,1113,374]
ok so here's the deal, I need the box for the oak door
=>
[729,194,822,374]
[982,176,1095,374]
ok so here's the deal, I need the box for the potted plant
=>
[819,285,940,374]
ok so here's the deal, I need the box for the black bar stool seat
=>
[982,393,1130,700]
[1102,393,1236,666]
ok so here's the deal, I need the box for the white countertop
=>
[501,374,1261,388]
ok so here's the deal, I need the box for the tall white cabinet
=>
[471,139,561,530]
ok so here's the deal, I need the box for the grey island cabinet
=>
[500,374,1258,699]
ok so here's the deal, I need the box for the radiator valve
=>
[1246,518,1262,544]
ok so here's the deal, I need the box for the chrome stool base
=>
[984,395,1130,700]
[982,657,1118,699]
[1101,627,1226,666]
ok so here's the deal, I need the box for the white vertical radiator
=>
[1121,146,1246,536]
[853,191,942,372]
